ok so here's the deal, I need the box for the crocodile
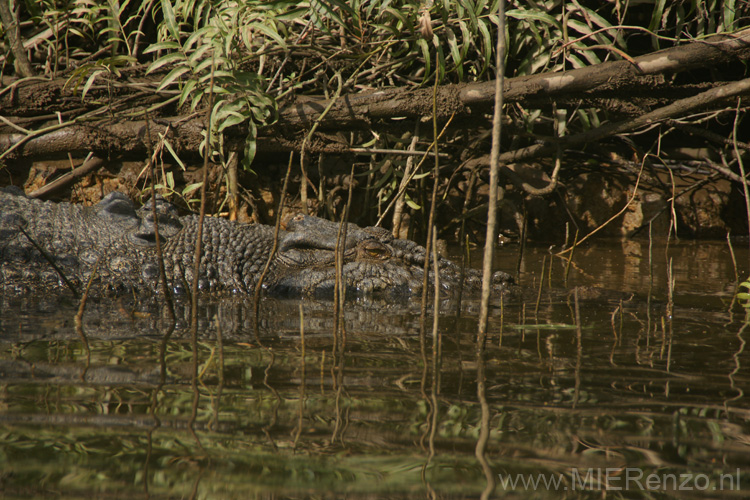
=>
[0,187,515,298]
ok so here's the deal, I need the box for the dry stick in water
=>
[515,210,527,284]
[477,2,506,340]
[573,287,582,409]
[208,312,226,433]
[187,54,217,451]
[732,98,750,267]
[144,117,175,323]
[419,42,443,457]
[431,232,443,393]
[647,222,654,340]
[563,229,579,285]
[329,151,357,448]
[332,161,357,351]
[330,210,350,446]
[419,54,442,329]
[423,231,442,484]
[253,151,294,342]
[477,2,505,500]
[727,232,740,285]
[535,255,547,316]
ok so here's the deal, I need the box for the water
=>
[1,239,749,499]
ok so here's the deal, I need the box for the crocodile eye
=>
[359,240,390,260]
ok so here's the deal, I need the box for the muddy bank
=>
[2,151,746,247]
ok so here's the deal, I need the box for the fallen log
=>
[1,29,749,161]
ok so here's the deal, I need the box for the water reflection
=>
[1,239,749,498]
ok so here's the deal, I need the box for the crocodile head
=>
[265,214,515,298]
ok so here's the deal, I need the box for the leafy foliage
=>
[145,0,277,169]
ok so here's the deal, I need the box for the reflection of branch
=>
[74,258,100,381]
[475,341,495,500]
[726,319,747,408]
[293,304,306,450]
[261,350,281,451]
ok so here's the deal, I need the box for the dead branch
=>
[1,29,749,162]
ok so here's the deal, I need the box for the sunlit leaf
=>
[147,52,187,74]
[156,65,191,91]
[161,0,181,41]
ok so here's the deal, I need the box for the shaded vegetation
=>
[1,1,750,242]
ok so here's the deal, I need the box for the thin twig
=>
[477,3,505,499]
[74,257,99,382]
[253,151,294,341]
[733,99,750,256]
[17,225,80,298]
[375,114,455,227]
[557,158,647,254]
[144,118,175,323]
[299,72,343,214]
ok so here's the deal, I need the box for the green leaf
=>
[416,38,431,84]
[183,27,211,52]
[405,196,421,210]
[458,20,471,58]
[190,90,204,110]
[434,35,446,82]
[81,69,105,101]
[648,0,666,49]
[248,21,287,50]
[566,18,593,37]
[157,65,191,91]
[459,0,478,31]
[198,70,235,82]
[383,7,411,33]
[182,182,203,196]
[506,9,561,30]
[192,56,217,75]
[161,0,180,41]
[476,18,492,77]
[446,27,462,79]
[217,111,248,132]
[723,0,737,31]
[243,121,258,169]
[187,44,214,68]
[178,78,198,107]
[143,41,180,53]
[163,139,186,170]
[147,52,187,74]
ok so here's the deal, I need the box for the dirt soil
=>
[2,149,746,249]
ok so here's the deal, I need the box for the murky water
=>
[1,238,749,499]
